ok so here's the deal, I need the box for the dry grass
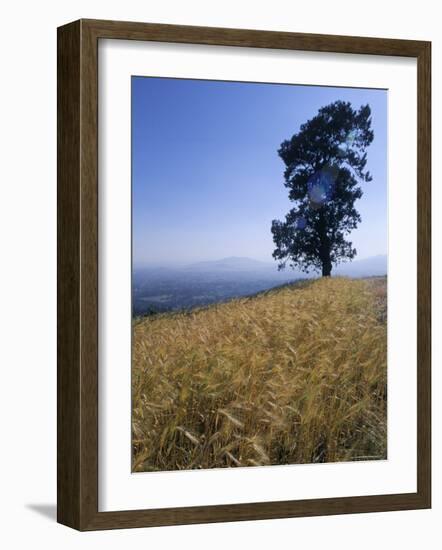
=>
[132,277,387,472]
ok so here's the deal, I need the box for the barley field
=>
[132,277,387,472]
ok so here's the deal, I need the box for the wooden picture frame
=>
[57,19,431,531]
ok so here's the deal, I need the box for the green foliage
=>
[271,100,374,276]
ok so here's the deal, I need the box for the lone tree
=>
[271,100,374,277]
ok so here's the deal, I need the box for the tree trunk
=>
[319,241,332,276]
[318,209,332,277]
[321,260,332,277]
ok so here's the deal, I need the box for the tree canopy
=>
[271,100,374,276]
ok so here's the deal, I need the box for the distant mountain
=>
[184,254,387,277]
[185,256,273,272]
[132,254,387,316]
[335,255,387,277]
[135,254,387,279]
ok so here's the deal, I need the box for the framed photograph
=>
[57,19,431,530]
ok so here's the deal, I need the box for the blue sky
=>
[132,77,387,267]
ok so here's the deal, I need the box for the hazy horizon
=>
[132,77,387,267]
[133,253,388,270]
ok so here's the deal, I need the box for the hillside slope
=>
[132,277,387,472]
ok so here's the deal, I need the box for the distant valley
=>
[132,255,387,316]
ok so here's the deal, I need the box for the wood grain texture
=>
[79,20,100,528]
[416,42,431,507]
[57,19,431,531]
[83,18,427,57]
[57,20,81,529]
